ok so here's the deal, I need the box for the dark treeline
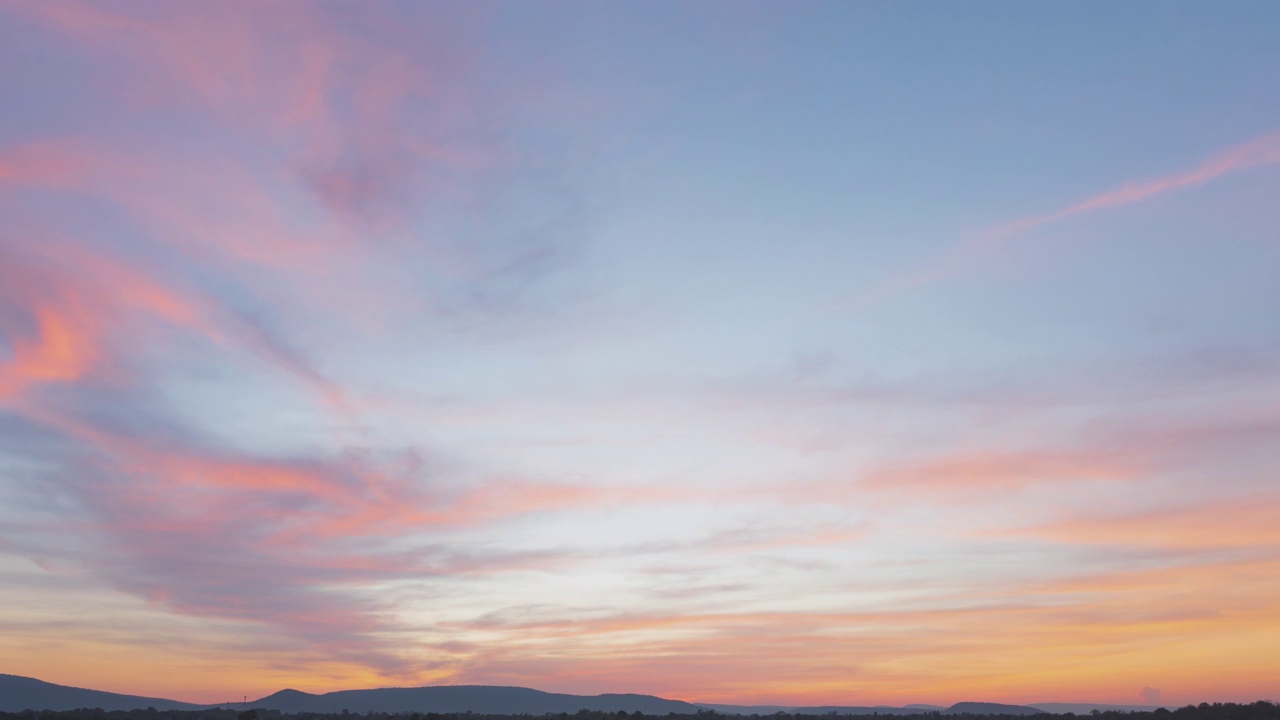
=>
[1,703,1277,720]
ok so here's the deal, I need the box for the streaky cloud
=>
[845,129,1280,311]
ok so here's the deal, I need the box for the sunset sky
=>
[2,0,1279,709]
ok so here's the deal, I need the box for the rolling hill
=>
[0,674,203,712]
[248,686,699,715]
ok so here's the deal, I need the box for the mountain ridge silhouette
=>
[0,674,1167,716]
[0,674,203,712]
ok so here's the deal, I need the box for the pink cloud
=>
[12,0,496,230]
[982,131,1280,246]
[0,240,208,401]
[1008,495,1280,550]
[14,1,339,131]
[0,140,92,188]
[0,0,519,360]
[0,140,370,410]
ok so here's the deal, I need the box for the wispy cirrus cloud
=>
[1,398,622,677]
[846,129,1280,311]
[439,558,1280,703]
[0,0,600,687]
[981,131,1280,245]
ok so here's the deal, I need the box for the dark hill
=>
[0,674,202,712]
[249,686,700,715]
[947,703,1044,716]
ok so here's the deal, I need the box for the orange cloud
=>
[441,556,1280,705]
[859,447,1138,494]
[445,601,1279,705]
[1008,496,1280,550]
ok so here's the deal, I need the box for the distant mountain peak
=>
[259,689,318,700]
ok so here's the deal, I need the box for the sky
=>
[1,0,1279,709]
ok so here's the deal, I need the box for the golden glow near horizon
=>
[1,1,1279,708]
